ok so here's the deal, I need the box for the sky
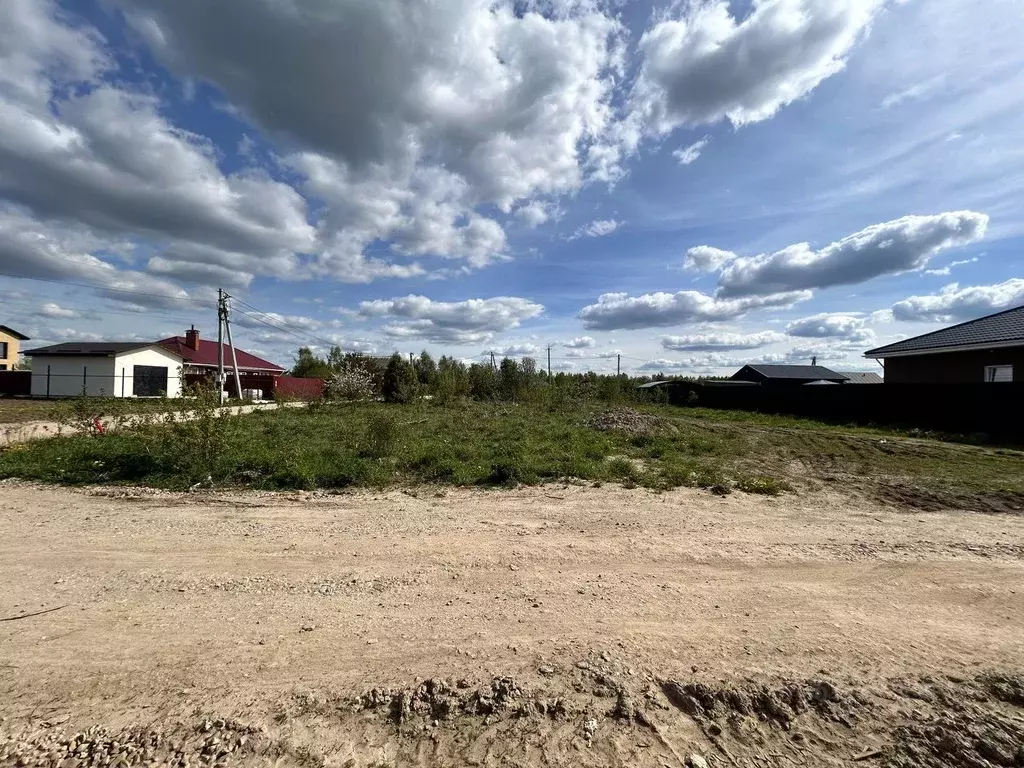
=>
[2,0,1023,375]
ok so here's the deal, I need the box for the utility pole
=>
[490,351,496,371]
[617,353,621,377]
[223,294,243,401]
[547,345,551,378]
[217,289,226,404]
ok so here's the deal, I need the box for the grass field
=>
[0,397,187,424]
[2,399,1022,510]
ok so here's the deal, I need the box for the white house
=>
[26,343,185,398]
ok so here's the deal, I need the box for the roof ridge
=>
[866,304,1024,356]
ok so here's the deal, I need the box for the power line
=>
[230,298,342,350]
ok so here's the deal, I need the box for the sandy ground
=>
[2,481,1023,767]
[0,402,300,447]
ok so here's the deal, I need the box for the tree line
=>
[288,346,678,404]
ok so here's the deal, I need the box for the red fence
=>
[273,376,325,401]
[0,371,31,397]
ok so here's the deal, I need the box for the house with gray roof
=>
[865,305,1024,383]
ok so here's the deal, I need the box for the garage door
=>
[133,365,169,397]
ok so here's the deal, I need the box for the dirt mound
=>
[877,484,1024,515]
[586,408,676,436]
[4,669,1024,767]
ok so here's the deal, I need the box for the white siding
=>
[30,357,116,398]
[112,347,184,398]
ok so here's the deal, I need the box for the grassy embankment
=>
[1,399,1022,509]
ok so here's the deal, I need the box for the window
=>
[0,342,7,359]
[133,365,169,397]
[985,365,1013,383]
[0,364,7,371]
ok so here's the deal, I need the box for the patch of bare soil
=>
[586,407,676,435]
[2,482,1023,767]
[877,484,1024,515]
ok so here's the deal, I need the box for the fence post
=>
[46,365,51,399]
[121,368,126,398]
[83,366,88,395]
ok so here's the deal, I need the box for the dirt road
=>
[2,481,1023,767]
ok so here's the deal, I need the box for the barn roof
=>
[24,342,175,357]
[865,305,1024,358]
[837,371,883,384]
[158,336,285,372]
[733,364,846,381]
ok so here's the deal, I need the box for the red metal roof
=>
[158,336,285,373]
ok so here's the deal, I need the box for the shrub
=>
[363,412,399,458]
[382,354,420,404]
[325,363,376,401]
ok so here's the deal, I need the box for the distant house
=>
[25,343,185,398]
[731,364,848,386]
[158,326,284,397]
[25,326,286,398]
[865,305,1024,383]
[0,325,29,371]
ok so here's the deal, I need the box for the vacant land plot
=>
[1,401,1022,514]
[0,397,192,425]
[1,482,1022,767]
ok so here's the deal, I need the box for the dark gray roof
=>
[734,364,846,381]
[865,305,1024,357]
[25,342,175,357]
[0,325,30,341]
[838,371,883,384]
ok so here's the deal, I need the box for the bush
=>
[325,363,376,401]
[382,354,420,404]
[363,412,399,458]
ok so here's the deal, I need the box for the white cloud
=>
[39,302,78,319]
[359,295,544,345]
[925,256,978,277]
[514,201,556,228]
[890,279,1024,323]
[716,211,988,297]
[785,312,875,343]
[578,289,810,330]
[568,218,620,240]
[881,74,946,109]
[562,336,596,348]
[116,0,626,275]
[672,135,711,165]
[683,245,736,273]
[661,331,785,351]
[632,0,884,134]
[486,343,539,357]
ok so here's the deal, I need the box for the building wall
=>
[31,357,116,397]
[0,330,22,371]
[883,347,1024,383]
[112,347,184,398]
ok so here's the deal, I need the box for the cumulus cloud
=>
[39,302,78,319]
[785,313,875,343]
[114,0,626,273]
[562,336,597,349]
[683,245,737,273]
[568,218,620,240]
[890,279,1024,323]
[632,0,884,134]
[515,201,556,228]
[360,295,544,345]
[716,212,988,297]
[578,289,810,330]
[672,135,711,165]
[661,331,785,351]
[486,343,539,357]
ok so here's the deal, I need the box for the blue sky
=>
[2,0,1023,373]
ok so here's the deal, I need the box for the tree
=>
[290,347,332,379]
[382,353,420,403]
[415,350,437,386]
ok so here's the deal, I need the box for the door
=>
[133,365,169,397]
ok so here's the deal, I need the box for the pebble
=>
[300,624,315,632]
[687,755,709,768]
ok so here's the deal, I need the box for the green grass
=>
[1,400,1022,507]
[0,397,192,424]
